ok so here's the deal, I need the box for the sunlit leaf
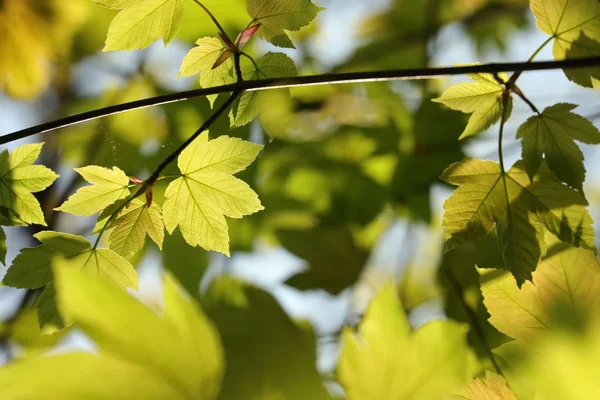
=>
[109,199,165,258]
[442,158,594,286]
[0,143,59,226]
[338,283,476,399]
[451,371,516,400]
[101,0,185,51]
[433,71,511,139]
[162,132,263,255]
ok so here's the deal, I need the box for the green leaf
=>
[90,0,139,9]
[3,231,137,290]
[517,103,600,191]
[246,0,322,45]
[0,265,225,399]
[102,0,185,51]
[55,166,130,216]
[109,199,165,259]
[179,37,235,107]
[338,283,475,399]
[203,277,331,399]
[230,52,297,127]
[531,0,600,87]
[433,71,511,139]
[450,371,516,400]
[481,244,600,343]
[162,132,264,255]
[0,143,59,226]
[441,158,595,286]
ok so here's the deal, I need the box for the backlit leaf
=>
[55,166,130,217]
[442,158,594,286]
[109,199,165,258]
[451,371,516,400]
[162,132,264,255]
[517,103,600,191]
[0,143,59,226]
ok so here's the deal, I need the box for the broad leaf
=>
[531,0,600,87]
[563,33,600,87]
[0,143,58,226]
[179,37,235,107]
[55,166,130,216]
[246,0,322,46]
[442,159,594,286]
[433,71,511,139]
[162,132,263,255]
[109,199,165,258]
[338,283,475,399]
[481,244,600,343]
[230,52,297,127]
[3,231,137,290]
[90,0,139,8]
[451,371,516,400]
[0,265,224,399]
[102,0,185,51]
[517,103,600,191]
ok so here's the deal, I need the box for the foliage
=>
[0,0,599,398]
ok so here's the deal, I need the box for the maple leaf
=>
[109,199,165,258]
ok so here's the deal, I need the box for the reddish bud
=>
[235,24,260,50]
[145,189,153,207]
[129,176,144,185]
[219,31,236,50]
[212,49,233,70]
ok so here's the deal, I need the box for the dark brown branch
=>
[2,56,600,145]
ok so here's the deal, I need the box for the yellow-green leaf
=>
[338,283,475,400]
[517,103,600,191]
[102,0,185,51]
[55,166,130,216]
[0,266,224,399]
[451,371,516,400]
[179,37,234,107]
[531,0,600,87]
[442,158,594,286]
[163,132,264,255]
[109,199,165,258]
[433,71,511,139]
[0,143,59,226]
[481,245,600,343]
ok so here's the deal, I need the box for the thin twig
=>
[2,56,600,145]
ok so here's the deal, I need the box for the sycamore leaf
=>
[0,143,58,226]
[0,266,224,399]
[451,371,516,400]
[517,103,600,191]
[109,199,165,258]
[55,166,130,216]
[162,132,264,255]
[441,158,594,286]
[433,71,511,139]
[90,0,139,8]
[101,0,185,51]
[230,52,297,127]
[481,244,600,343]
[562,33,600,87]
[530,0,600,87]
[338,283,475,400]
[3,231,137,290]
[179,37,235,107]
[246,0,322,45]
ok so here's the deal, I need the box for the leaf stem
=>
[3,57,600,145]
[191,0,233,46]
[92,90,241,249]
[498,92,511,175]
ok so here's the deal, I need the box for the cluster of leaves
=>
[0,0,600,399]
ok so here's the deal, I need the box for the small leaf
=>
[179,37,235,107]
[517,103,600,191]
[162,132,263,255]
[451,371,516,400]
[338,283,475,399]
[441,158,594,286]
[230,52,297,127]
[246,0,322,44]
[102,0,185,51]
[0,143,59,226]
[3,231,137,290]
[109,199,165,258]
[55,166,130,216]
[433,71,511,139]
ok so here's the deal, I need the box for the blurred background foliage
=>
[2,0,600,398]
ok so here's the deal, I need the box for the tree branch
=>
[2,56,600,145]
